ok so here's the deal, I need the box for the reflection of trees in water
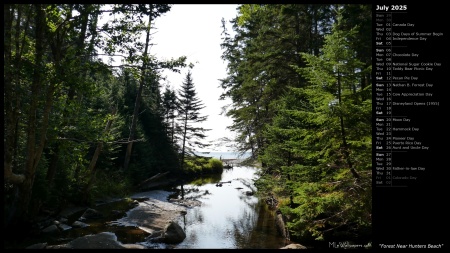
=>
[172,166,285,248]
[236,201,285,249]
[177,207,203,247]
[235,178,257,193]
[237,194,258,210]
[228,204,259,248]
[188,174,223,186]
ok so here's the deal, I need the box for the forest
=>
[219,4,372,243]
[4,4,372,245]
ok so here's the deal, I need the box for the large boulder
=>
[72,220,90,228]
[80,208,103,220]
[42,224,60,234]
[48,232,145,249]
[161,221,186,244]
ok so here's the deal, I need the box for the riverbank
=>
[10,161,297,249]
[20,190,196,249]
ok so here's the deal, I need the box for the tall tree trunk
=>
[12,4,46,225]
[246,127,255,159]
[123,9,152,171]
[171,115,175,144]
[4,4,26,185]
[180,110,188,170]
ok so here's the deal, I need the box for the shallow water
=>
[162,165,286,249]
[8,166,286,249]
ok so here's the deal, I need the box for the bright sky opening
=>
[152,4,240,152]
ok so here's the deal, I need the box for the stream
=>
[164,165,287,249]
[9,165,287,249]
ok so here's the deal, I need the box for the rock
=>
[64,232,144,249]
[122,243,146,249]
[58,223,72,231]
[72,220,90,228]
[114,197,187,237]
[36,217,55,230]
[168,198,201,208]
[129,200,140,208]
[58,206,87,220]
[46,244,72,249]
[280,243,307,249]
[110,210,125,219]
[42,224,60,234]
[26,242,47,249]
[161,221,186,244]
[80,208,103,220]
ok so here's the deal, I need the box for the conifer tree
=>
[279,7,372,241]
[162,85,179,145]
[177,70,210,170]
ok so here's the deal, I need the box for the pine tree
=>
[281,7,372,241]
[162,85,179,146]
[177,70,210,170]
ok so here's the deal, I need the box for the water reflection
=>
[8,166,286,249]
[171,166,286,249]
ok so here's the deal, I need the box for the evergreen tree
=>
[3,4,185,228]
[219,4,335,159]
[265,7,372,242]
[177,70,210,170]
[162,84,179,146]
[123,4,171,171]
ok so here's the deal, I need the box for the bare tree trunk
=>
[124,9,152,171]
[180,110,188,170]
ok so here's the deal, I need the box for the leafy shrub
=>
[208,158,223,173]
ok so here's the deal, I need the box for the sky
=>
[151,4,241,152]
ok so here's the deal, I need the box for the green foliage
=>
[90,169,133,201]
[182,156,223,176]
[220,4,335,158]
[246,5,372,243]
[30,158,51,210]
[117,68,181,186]
[254,168,292,200]
[177,70,211,170]
[188,174,223,186]
[283,170,372,241]
[3,3,187,227]
[208,158,224,173]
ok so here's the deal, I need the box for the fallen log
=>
[137,171,170,189]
